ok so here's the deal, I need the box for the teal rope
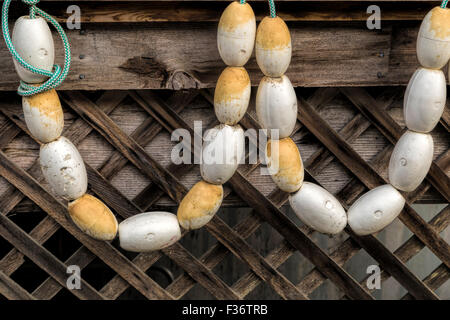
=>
[240,0,246,4]
[1,0,71,96]
[268,0,276,18]
[441,0,448,8]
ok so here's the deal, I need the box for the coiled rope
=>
[1,0,71,96]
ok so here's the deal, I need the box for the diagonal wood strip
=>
[61,92,186,203]
[341,87,450,202]
[0,212,105,300]
[61,91,310,300]
[0,92,127,278]
[133,90,372,300]
[0,270,36,300]
[297,96,447,299]
[298,94,450,268]
[0,150,174,300]
[32,91,197,300]
[402,263,449,300]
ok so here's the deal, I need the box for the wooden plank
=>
[0,91,126,278]
[402,264,449,300]
[341,87,450,202]
[134,90,374,300]
[62,91,311,300]
[29,2,435,23]
[0,211,105,300]
[0,150,175,300]
[0,271,35,300]
[0,23,398,89]
[43,92,195,300]
[297,96,449,298]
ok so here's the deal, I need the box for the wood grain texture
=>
[0,271,35,300]
[29,2,436,23]
[0,22,427,90]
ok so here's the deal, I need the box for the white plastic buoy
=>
[22,88,64,143]
[404,68,446,133]
[39,136,87,200]
[68,194,118,241]
[266,138,304,193]
[200,124,245,184]
[416,7,450,69]
[256,75,297,139]
[348,184,405,236]
[119,211,181,252]
[255,16,292,77]
[389,130,433,192]
[214,67,251,125]
[177,180,223,230]
[12,16,55,83]
[289,182,347,235]
[217,1,256,67]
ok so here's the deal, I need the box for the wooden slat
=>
[0,23,413,90]
[297,96,447,299]
[0,150,175,300]
[298,95,450,266]
[135,90,373,300]
[0,271,35,300]
[0,212,105,300]
[341,87,450,202]
[32,2,435,23]
[402,264,449,300]
[0,91,126,275]
[3,92,194,300]
[62,91,310,300]
[33,92,196,300]
[61,92,186,202]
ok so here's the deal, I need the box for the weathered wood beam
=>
[25,2,436,23]
[1,23,429,89]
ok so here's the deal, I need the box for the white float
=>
[416,7,450,69]
[348,184,405,236]
[217,1,256,67]
[404,68,446,133]
[200,124,245,184]
[119,211,181,252]
[22,88,64,143]
[68,194,118,241]
[12,16,55,83]
[255,16,292,77]
[266,138,304,193]
[177,181,223,230]
[389,130,434,192]
[256,75,297,139]
[214,67,251,125]
[39,136,87,200]
[289,182,347,235]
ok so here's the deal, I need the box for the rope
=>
[1,0,71,96]
[240,0,246,4]
[268,0,276,18]
[441,0,448,8]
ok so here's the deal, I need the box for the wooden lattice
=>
[0,86,447,300]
